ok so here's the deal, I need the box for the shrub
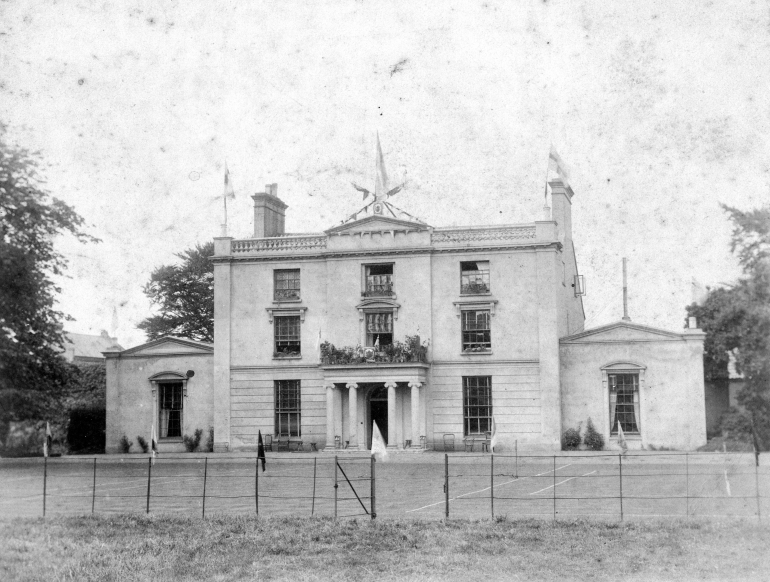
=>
[183,428,203,452]
[583,418,605,451]
[205,427,214,452]
[119,435,132,454]
[137,436,149,454]
[67,407,106,454]
[562,427,581,450]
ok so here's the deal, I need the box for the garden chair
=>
[443,433,455,452]
[480,431,491,453]
[463,437,475,452]
[263,434,273,452]
[277,436,290,452]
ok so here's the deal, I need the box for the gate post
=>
[334,455,338,519]
[444,454,449,520]
[370,456,376,519]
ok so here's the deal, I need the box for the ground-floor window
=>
[275,380,301,437]
[609,373,640,434]
[463,376,492,435]
[159,382,183,438]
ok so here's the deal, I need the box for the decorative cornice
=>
[265,306,307,323]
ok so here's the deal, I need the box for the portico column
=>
[325,384,335,449]
[409,381,422,445]
[347,382,359,449]
[385,380,398,449]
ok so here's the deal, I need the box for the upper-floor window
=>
[366,312,393,347]
[610,373,640,434]
[461,261,490,294]
[274,269,300,301]
[462,309,491,352]
[274,315,301,357]
[364,264,393,297]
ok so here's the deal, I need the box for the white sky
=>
[2,0,768,348]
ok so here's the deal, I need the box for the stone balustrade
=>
[231,235,328,253]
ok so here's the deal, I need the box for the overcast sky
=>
[2,0,767,348]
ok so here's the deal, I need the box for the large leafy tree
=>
[138,242,215,342]
[0,123,98,434]
[687,204,770,453]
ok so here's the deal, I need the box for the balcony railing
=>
[362,283,394,297]
[320,336,428,365]
[275,288,300,300]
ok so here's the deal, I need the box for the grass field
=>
[0,452,766,521]
[2,514,769,581]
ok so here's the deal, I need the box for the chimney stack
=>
[252,183,287,238]
[548,178,574,244]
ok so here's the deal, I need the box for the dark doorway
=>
[369,386,388,446]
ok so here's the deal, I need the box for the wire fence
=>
[437,452,767,521]
[0,455,374,520]
[1,451,765,521]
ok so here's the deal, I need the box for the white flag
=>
[374,133,389,199]
[371,421,388,462]
[617,421,628,452]
[224,163,235,199]
[44,422,52,457]
[489,416,498,453]
[548,146,571,186]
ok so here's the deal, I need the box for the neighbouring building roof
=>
[63,330,123,364]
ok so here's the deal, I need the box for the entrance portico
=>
[322,363,429,450]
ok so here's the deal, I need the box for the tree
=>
[687,204,770,453]
[0,123,98,437]
[137,242,215,342]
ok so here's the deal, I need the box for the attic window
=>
[364,264,394,297]
[461,261,490,294]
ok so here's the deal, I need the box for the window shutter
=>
[633,390,641,430]
[609,390,617,432]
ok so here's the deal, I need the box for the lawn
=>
[1,515,768,581]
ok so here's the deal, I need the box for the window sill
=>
[273,356,303,361]
[460,350,493,356]
[273,298,302,304]
[459,291,492,297]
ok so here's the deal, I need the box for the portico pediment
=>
[326,214,430,235]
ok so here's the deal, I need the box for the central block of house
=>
[212,179,585,452]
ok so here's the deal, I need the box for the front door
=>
[369,386,388,447]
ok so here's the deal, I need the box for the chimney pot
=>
[252,183,287,238]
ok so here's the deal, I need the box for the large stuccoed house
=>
[105,164,708,454]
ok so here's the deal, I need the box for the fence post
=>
[255,457,259,516]
[370,455,376,520]
[552,455,556,521]
[311,457,317,517]
[444,453,449,520]
[334,456,338,519]
[202,457,208,519]
[618,454,623,522]
[91,457,97,514]
[756,455,762,522]
[490,454,494,520]
[685,452,689,518]
[515,440,518,479]
[146,457,152,514]
[42,456,47,517]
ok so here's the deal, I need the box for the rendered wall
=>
[560,331,707,450]
[105,353,213,454]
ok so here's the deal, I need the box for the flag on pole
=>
[617,421,628,453]
[371,421,388,462]
[374,133,389,199]
[224,163,235,199]
[44,422,52,457]
[489,416,498,453]
[257,430,266,472]
[151,423,158,465]
[547,146,571,187]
